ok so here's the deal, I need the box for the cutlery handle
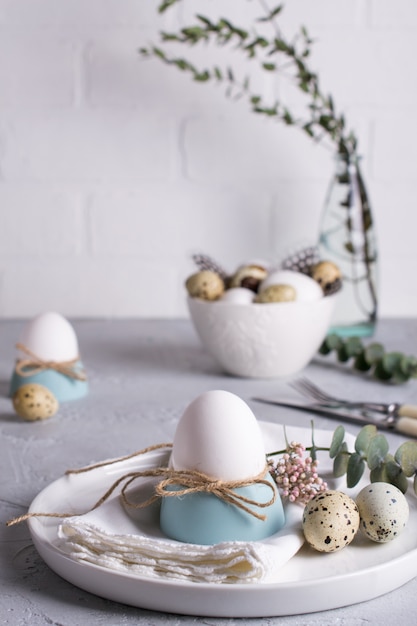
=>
[395,416,417,438]
[398,404,417,420]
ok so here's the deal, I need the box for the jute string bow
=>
[14,342,87,381]
[7,443,276,527]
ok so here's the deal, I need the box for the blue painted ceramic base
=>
[160,473,285,545]
[9,362,88,403]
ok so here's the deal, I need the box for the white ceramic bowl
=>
[187,294,337,378]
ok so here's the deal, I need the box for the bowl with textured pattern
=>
[187,294,337,378]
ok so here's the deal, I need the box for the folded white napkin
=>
[58,493,304,584]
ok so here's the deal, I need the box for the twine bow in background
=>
[7,443,276,526]
[14,342,87,381]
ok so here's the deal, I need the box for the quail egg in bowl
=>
[185,262,339,378]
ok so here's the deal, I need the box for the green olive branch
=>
[141,1,359,159]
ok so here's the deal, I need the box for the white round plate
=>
[27,422,417,618]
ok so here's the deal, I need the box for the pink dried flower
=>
[268,441,327,504]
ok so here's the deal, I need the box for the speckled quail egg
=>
[356,482,409,543]
[13,383,59,421]
[302,490,360,552]
[185,270,225,301]
[310,261,342,295]
[260,269,323,302]
[255,283,297,303]
[229,264,268,293]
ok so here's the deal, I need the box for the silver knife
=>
[252,397,417,438]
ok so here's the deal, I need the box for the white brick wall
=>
[0,0,416,319]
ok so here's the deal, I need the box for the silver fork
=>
[289,377,404,416]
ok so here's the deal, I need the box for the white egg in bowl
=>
[187,292,338,378]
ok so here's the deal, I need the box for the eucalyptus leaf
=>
[194,71,210,82]
[364,343,385,365]
[395,441,417,477]
[196,15,214,28]
[382,352,403,374]
[391,366,410,385]
[329,424,345,459]
[400,355,417,379]
[318,341,332,355]
[345,337,363,358]
[262,5,283,21]
[366,434,389,471]
[373,360,393,381]
[152,47,166,60]
[368,454,407,493]
[333,442,349,477]
[158,0,179,13]
[353,351,372,372]
[346,453,365,488]
[337,344,350,362]
[355,424,378,455]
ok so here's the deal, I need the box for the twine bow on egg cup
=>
[7,443,286,548]
[10,342,88,403]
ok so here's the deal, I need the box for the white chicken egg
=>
[260,269,323,302]
[356,482,409,543]
[219,287,255,304]
[18,311,79,362]
[170,389,266,480]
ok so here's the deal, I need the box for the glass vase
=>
[318,154,378,337]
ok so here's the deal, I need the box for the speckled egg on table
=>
[302,490,360,552]
[356,482,409,543]
[12,383,59,421]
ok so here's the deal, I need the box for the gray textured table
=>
[1,318,417,625]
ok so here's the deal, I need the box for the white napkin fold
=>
[58,495,304,584]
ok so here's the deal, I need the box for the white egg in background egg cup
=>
[9,312,89,403]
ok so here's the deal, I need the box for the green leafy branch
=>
[330,424,417,495]
[319,335,417,383]
[141,1,358,158]
[266,421,417,502]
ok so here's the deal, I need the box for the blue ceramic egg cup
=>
[160,473,285,545]
[10,362,88,403]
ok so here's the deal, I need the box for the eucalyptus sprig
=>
[141,0,358,158]
[330,424,417,495]
[319,335,417,384]
[267,422,417,501]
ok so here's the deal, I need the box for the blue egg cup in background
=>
[160,473,285,545]
[9,361,88,403]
